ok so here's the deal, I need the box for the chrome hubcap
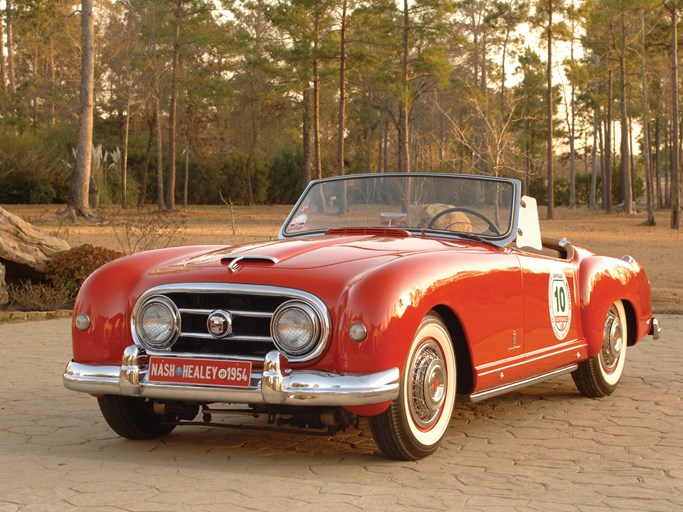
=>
[601,306,623,372]
[408,341,447,429]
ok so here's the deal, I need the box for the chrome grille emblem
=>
[207,310,233,338]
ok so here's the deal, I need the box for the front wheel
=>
[572,301,628,397]
[97,395,177,440]
[369,313,457,460]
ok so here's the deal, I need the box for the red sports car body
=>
[64,173,659,460]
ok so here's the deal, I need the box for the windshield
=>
[281,174,520,246]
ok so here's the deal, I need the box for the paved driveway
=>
[1,316,681,512]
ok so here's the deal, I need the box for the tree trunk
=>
[366,125,372,172]
[337,0,347,177]
[546,0,554,219]
[244,116,259,206]
[5,0,15,95]
[183,136,189,209]
[0,7,7,94]
[138,114,155,208]
[605,71,613,212]
[620,9,632,214]
[655,115,662,209]
[500,30,510,117]
[49,36,56,125]
[155,102,165,211]
[670,3,681,229]
[590,107,598,209]
[569,35,576,209]
[165,0,182,210]
[665,116,670,207]
[399,0,411,173]
[69,0,95,219]
[377,116,384,173]
[122,83,132,209]
[302,86,312,187]
[313,20,322,180]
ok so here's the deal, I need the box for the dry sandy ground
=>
[5,203,682,313]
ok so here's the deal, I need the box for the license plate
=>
[148,357,252,387]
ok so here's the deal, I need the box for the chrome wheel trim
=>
[599,302,628,386]
[601,306,623,373]
[401,318,456,446]
[408,341,446,429]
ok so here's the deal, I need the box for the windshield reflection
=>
[282,174,517,243]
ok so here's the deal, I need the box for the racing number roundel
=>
[548,268,572,340]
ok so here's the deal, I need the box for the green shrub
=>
[267,148,304,204]
[0,127,72,204]
[46,244,125,297]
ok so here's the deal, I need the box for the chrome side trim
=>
[64,346,400,407]
[468,364,578,403]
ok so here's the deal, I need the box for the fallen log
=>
[0,207,70,281]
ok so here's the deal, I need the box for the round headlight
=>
[271,301,320,356]
[136,296,180,350]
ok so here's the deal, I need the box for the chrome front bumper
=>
[64,345,400,407]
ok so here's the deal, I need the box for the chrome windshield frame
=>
[279,173,522,248]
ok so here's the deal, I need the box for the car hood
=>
[150,232,481,276]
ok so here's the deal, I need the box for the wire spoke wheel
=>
[370,313,456,460]
[572,300,628,397]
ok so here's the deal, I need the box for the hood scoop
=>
[220,255,279,272]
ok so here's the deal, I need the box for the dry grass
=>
[4,203,681,314]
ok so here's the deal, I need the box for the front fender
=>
[579,255,653,357]
[71,246,222,364]
[330,246,519,379]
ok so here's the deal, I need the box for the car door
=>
[515,248,587,376]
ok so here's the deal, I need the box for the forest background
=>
[0,0,682,228]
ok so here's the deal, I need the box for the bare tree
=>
[399,0,410,173]
[302,86,312,187]
[122,82,132,209]
[640,10,655,225]
[337,0,348,177]
[439,89,521,180]
[68,0,95,219]
[546,0,555,219]
[667,1,680,229]
[0,6,6,93]
[166,0,182,210]
[5,0,15,95]
[619,7,632,214]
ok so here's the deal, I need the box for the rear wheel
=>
[572,301,628,397]
[370,313,456,460]
[97,395,177,440]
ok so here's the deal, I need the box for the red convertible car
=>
[64,173,660,460]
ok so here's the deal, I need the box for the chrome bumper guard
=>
[64,345,400,407]
[650,317,661,340]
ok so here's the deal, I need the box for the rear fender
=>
[578,255,653,357]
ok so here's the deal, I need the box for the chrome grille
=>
[131,283,330,362]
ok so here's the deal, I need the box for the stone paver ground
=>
[0,316,681,512]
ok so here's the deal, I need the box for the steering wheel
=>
[426,206,501,235]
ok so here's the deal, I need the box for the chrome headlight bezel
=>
[133,295,180,351]
[271,300,324,358]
